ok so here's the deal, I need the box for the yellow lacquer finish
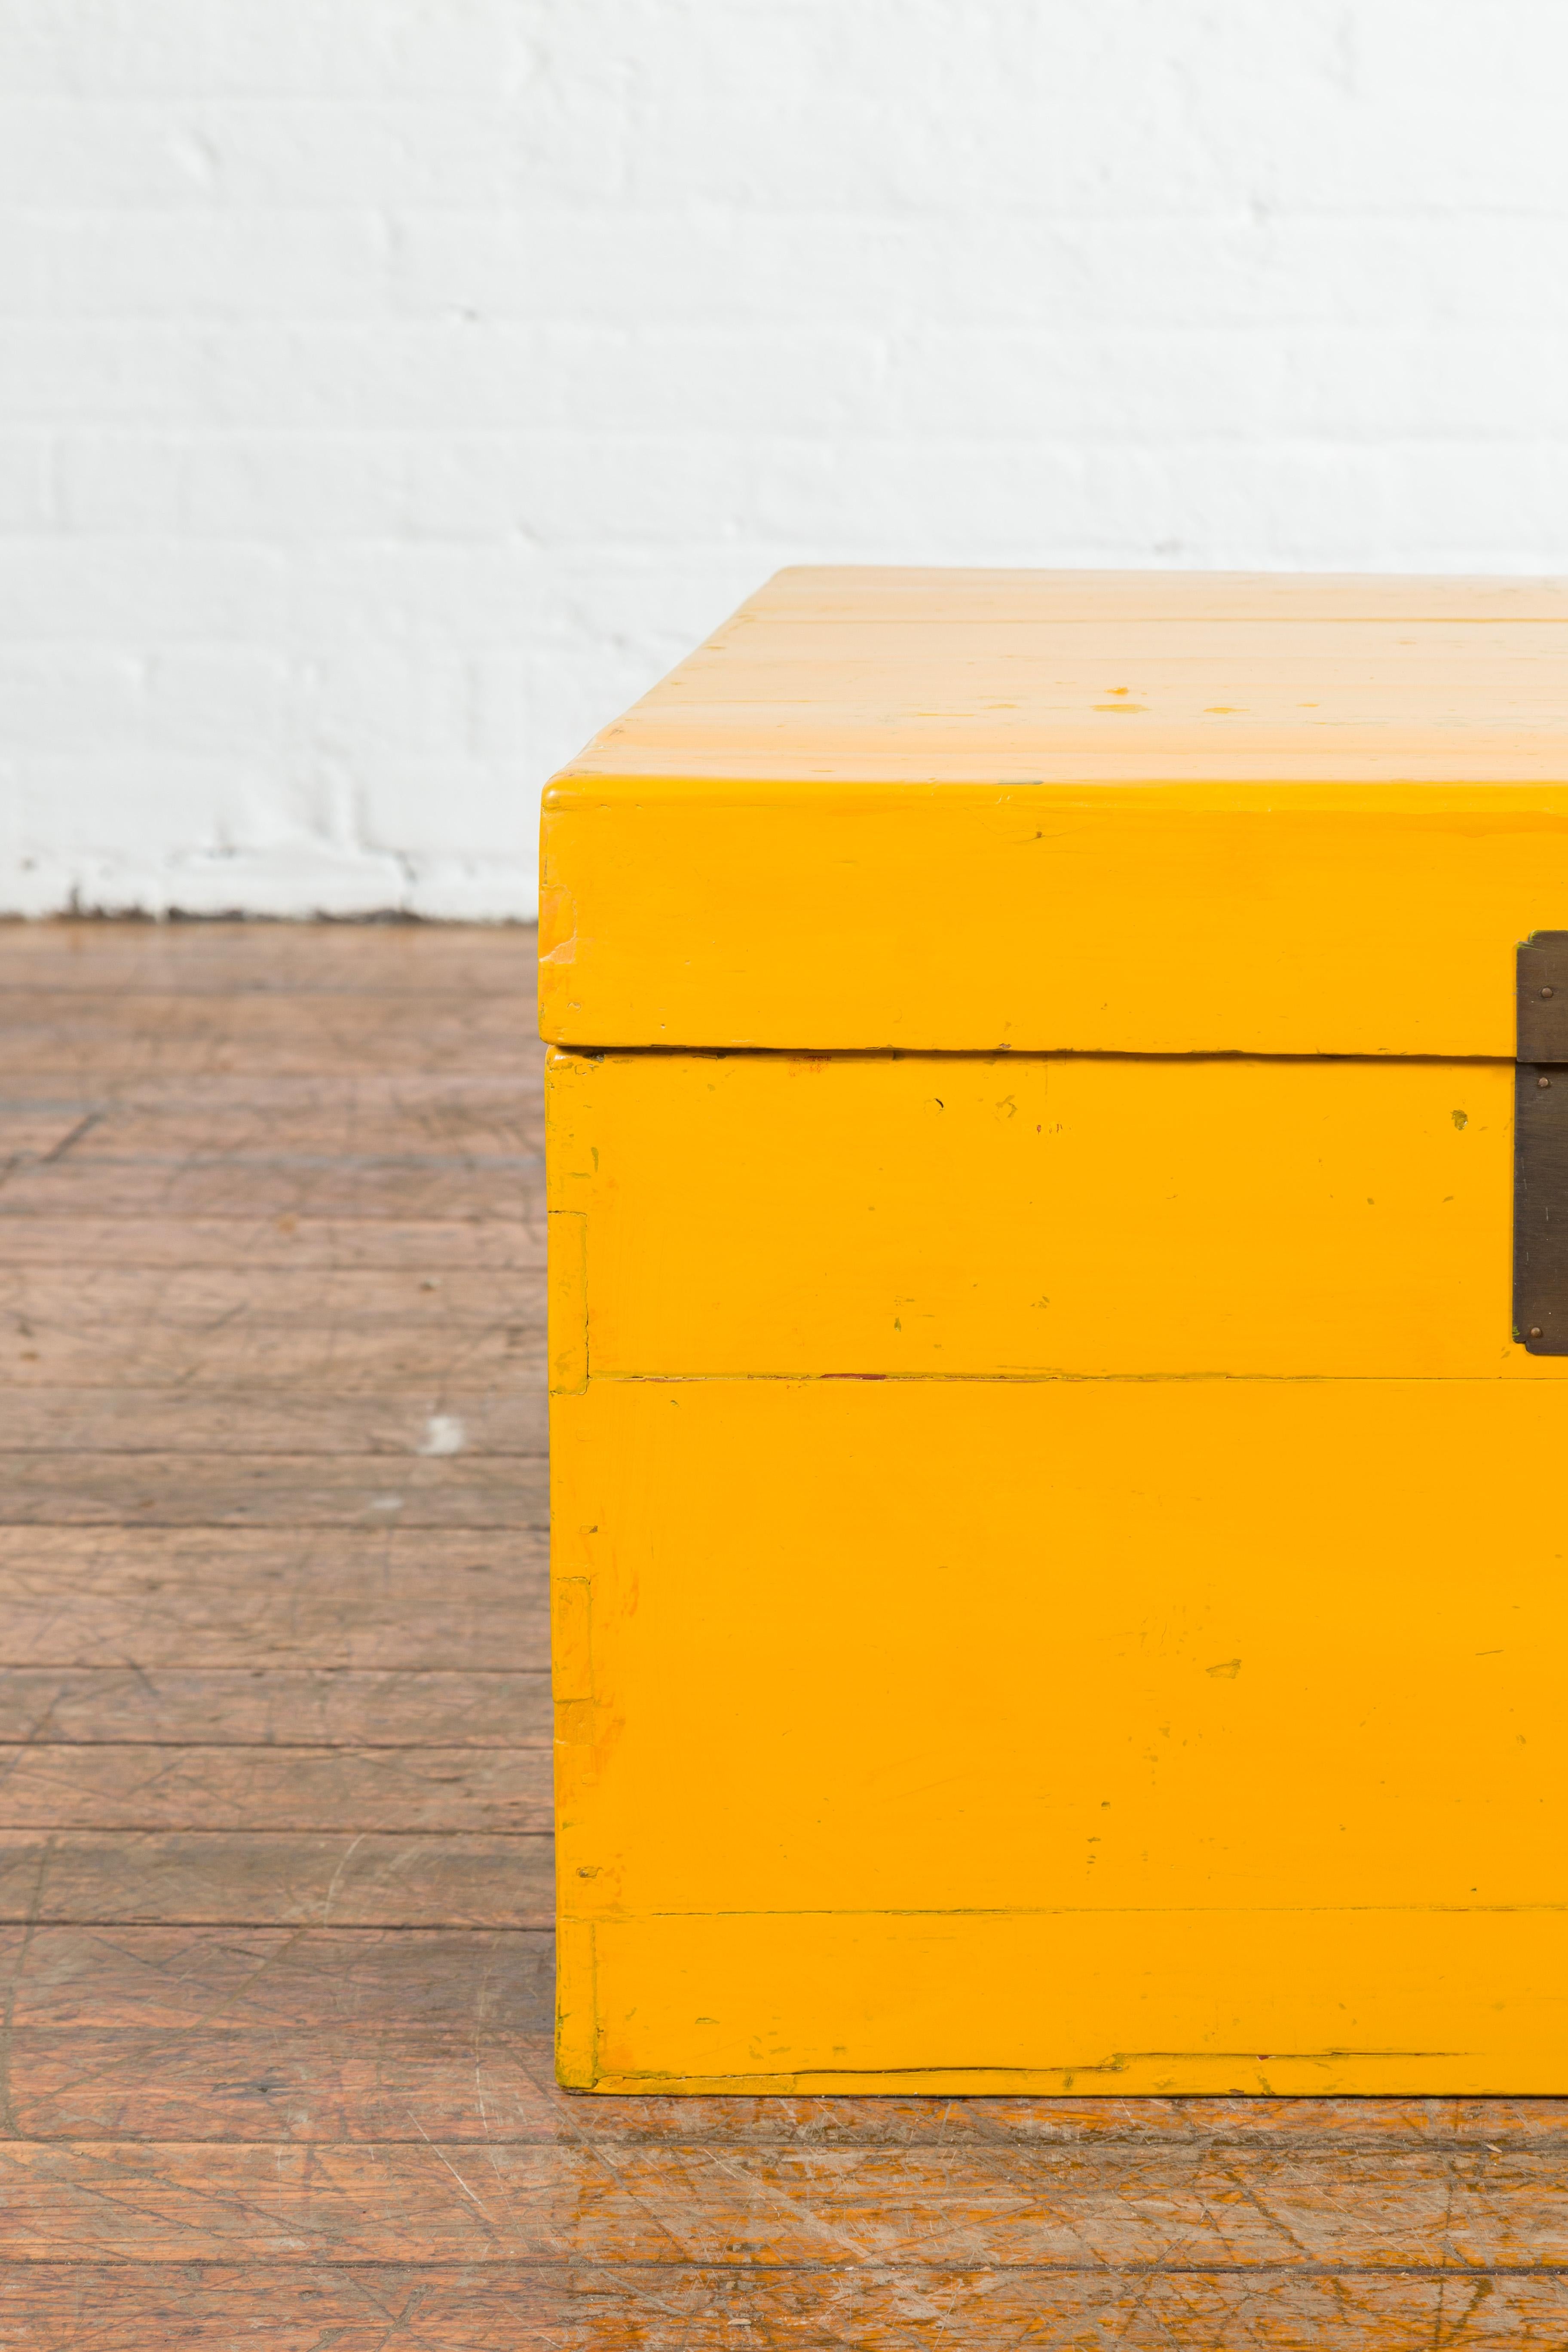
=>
[540,779,1568,1054]
[549,1047,1567,1381]
[541,568,1568,1054]
[553,1378,1568,2094]
[544,567,1568,2093]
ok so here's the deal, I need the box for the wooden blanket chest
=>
[541,567,1568,2094]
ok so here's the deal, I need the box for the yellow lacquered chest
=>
[542,567,1568,2095]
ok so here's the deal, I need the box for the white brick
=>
[0,100,537,209]
[0,211,394,319]
[0,435,54,530]
[0,0,526,99]
[300,646,474,761]
[354,759,532,857]
[288,544,555,649]
[0,542,286,640]
[14,756,301,854]
[0,648,288,754]
[179,438,411,539]
[53,435,187,532]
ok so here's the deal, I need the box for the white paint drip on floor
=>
[420,1414,466,1457]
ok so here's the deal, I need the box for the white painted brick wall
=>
[4,0,1568,917]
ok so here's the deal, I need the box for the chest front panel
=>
[544,565,1568,2095]
[549,1043,1568,2095]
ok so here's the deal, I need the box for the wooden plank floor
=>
[0,920,1564,2350]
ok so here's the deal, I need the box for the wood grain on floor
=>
[0,918,1564,2350]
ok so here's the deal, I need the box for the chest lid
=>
[540,568,1568,1056]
